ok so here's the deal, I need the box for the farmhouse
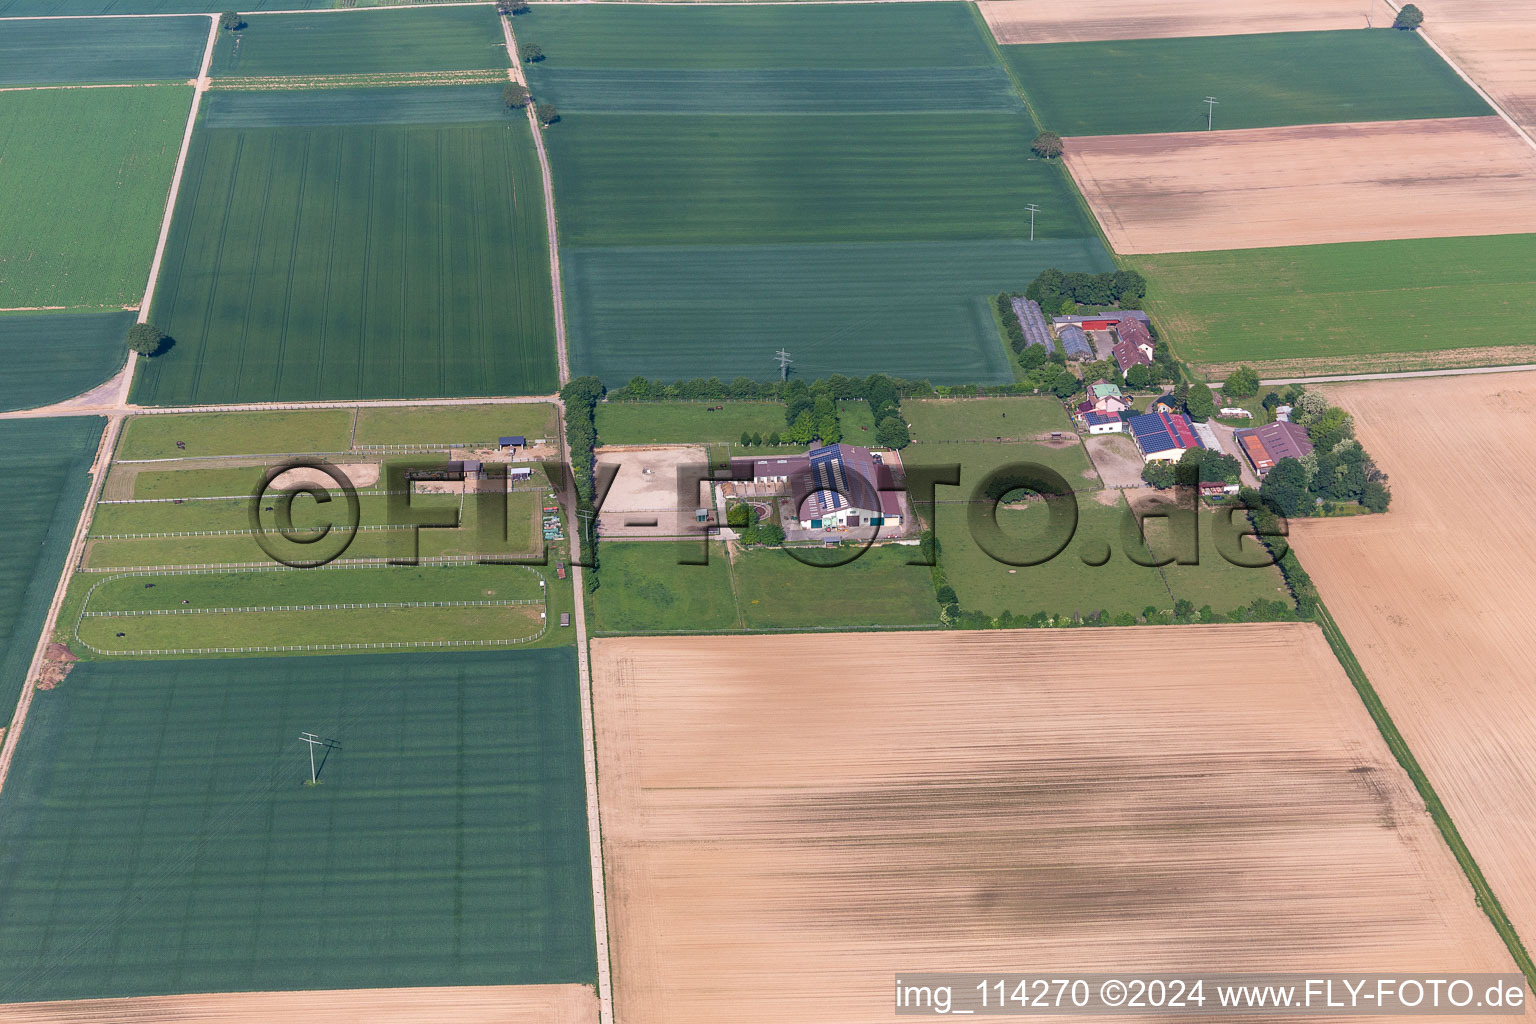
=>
[1234,420,1314,477]
[734,444,902,529]
[1111,317,1154,376]
[1128,410,1204,462]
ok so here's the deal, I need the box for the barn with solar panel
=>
[1128,410,1204,463]
[787,444,904,530]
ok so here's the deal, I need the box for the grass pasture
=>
[117,409,354,460]
[135,98,557,404]
[590,541,739,634]
[0,87,192,310]
[354,403,557,446]
[1129,234,1536,376]
[0,649,596,1002]
[1007,30,1489,137]
[904,396,1074,443]
[596,402,788,447]
[0,312,130,413]
[0,16,209,85]
[0,418,104,708]
[733,544,939,629]
[211,6,509,78]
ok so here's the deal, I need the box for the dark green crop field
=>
[0,649,595,1003]
[1006,30,1489,137]
[134,105,557,404]
[0,312,130,413]
[0,0,323,12]
[0,87,191,309]
[0,418,104,709]
[211,6,508,77]
[0,16,208,85]
[1128,234,1536,375]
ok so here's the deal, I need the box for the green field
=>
[904,396,1074,443]
[211,6,508,78]
[0,419,104,708]
[0,312,130,413]
[354,403,556,446]
[0,0,325,12]
[134,104,556,404]
[0,17,208,85]
[125,464,285,500]
[1005,30,1490,137]
[118,409,355,460]
[590,541,740,633]
[0,649,595,1002]
[596,402,789,446]
[1127,234,1536,374]
[526,2,1109,385]
[0,87,191,309]
[905,437,1099,493]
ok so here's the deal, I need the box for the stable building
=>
[1234,420,1313,477]
[790,444,903,529]
[1128,410,1204,462]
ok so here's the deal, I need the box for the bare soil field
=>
[1290,372,1536,947]
[1414,0,1536,134]
[1065,116,1536,253]
[595,445,709,538]
[979,0,1382,44]
[592,628,1515,1024]
[1083,433,1144,489]
[0,985,598,1023]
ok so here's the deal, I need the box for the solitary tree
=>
[1185,382,1216,420]
[219,10,245,30]
[519,42,544,63]
[1393,3,1424,29]
[876,416,910,450]
[126,322,168,357]
[502,82,531,110]
[535,102,559,126]
[1224,364,1260,398]
[1031,130,1064,159]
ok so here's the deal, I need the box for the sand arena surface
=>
[1064,116,1536,253]
[592,629,1515,1024]
[1291,371,1536,947]
[978,0,1386,45]
[0,985,598,1023]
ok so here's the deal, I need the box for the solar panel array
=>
[1128,412,1174,453]
[808,444,849,513]
[1010,297,1054,353]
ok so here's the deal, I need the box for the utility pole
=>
[1024,203,1040,241]
[1204,96,1219,131]
[299,732,341,785]
[775,349,792,381]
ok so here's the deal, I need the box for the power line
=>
[298,732,341,785]
[775,349,792,381]
[1024,203,1040,242]
[1204,96,1219,131]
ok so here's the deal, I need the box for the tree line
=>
[1026,267,1147,315]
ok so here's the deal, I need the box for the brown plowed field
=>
[1064,116,1536,253]
[978,0,1381,44]
[1414,1,1536,134]
[592,629,1516,1024]
[0,985,598,1023]
[1291,372,1536,948]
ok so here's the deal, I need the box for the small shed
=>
[499,435,526,450]
[463,460,483,480]
[559,613,570,628]
[509,466,534,481]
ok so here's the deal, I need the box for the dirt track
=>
[592,628,1516,1024]
[0,984,598,1023]
[1065,116,1536,253]
[978,0,1382,43]
[1290,372,1536,947]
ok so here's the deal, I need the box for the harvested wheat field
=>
[1065,116,1536,253]
[592,629,1516,1024]
[0,985,598,1023]
[1290,372,1536,947]
[978,0,1382,44]
[1414,0,1536,134]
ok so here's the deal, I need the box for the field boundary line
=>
[2,393,560,421]
[1314,603,1535,986]
[83,598,539,616]
[0,415,122,797]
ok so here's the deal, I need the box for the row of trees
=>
[1025,267,1147,313]
[559,376,605,589]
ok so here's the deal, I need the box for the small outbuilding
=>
[1057,324,1093,360]
[499,435,527,450]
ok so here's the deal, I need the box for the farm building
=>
[1234,420,1314,477]
[1084,410,1123,434]
[1051,309,1150,331]
[1057,324,1093,360]
[730,444,903,529]
[1200,480,1240,498]
[1192,420,1223,454]
[1084,380,1128,413]
[1112,317,1154,376]
[1128,410,1204,462]
[1146,392,1180,414]
[499,435,526,451]
[1010,296,1053,352]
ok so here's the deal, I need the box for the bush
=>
[1224,364,1260,398]
[219,10,245,30]
[519,43,544,62]
[876,416,910,450]
[535,102,559,126]
[125,322,168,357]
[1031,131,1063,159]
[935,584,957,606]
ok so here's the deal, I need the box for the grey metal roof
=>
[1058,324,1093,359]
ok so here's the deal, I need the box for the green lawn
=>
[0,0,325,11]
[354,403,557,446]
[0,650,595,1001]
[134,107,557,404]
[1127,234,1536,375]
[596,402,788,446]
[904,396,1074,443]
[0,87,191,309]
[734,543,939,629]
[0,418,105,708]
[117,409,355,460]
[904,437,1100,494]
[590,540,740,633]
[129,465,287,500]
[0,17,208,85]
[211,6,509,77]
[0,312,130,413]
[1006,30,1489,137]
